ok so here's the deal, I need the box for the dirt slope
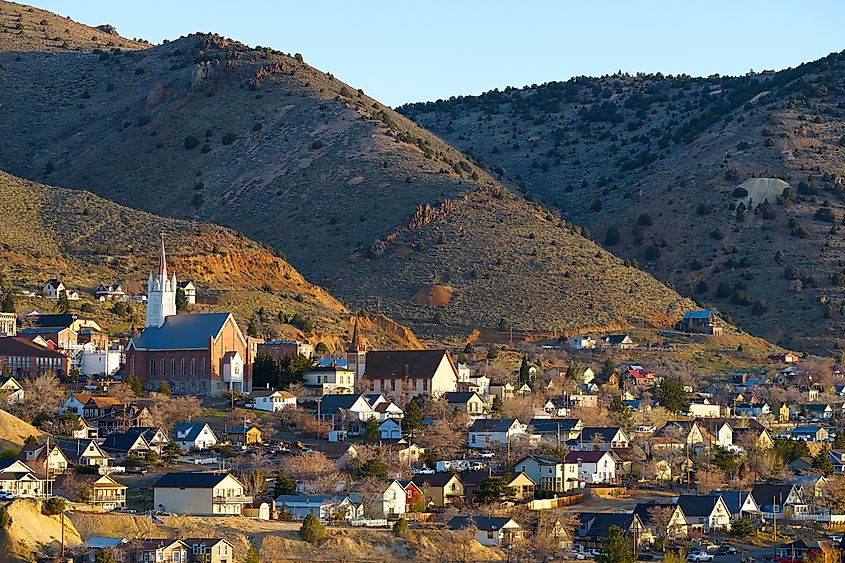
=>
[0,18,699,343]
[400,50,845,351]
[0,408,45,449]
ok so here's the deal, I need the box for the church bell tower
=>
[145,234,177,328]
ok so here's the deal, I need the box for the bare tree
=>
[280,452,343,494]
[148,394,201,430]
[694,462,725,494]
[12,371,66,422]
[647,505,677,544]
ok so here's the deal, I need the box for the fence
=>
[528,493,584,511]
[351,518,389,527]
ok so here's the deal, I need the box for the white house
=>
[0,377,23,404]
[154,472,251,515]
[381,480,407,517]
[363,350,458,402]
[42,279,66,299]
[676,495,732,533]
[0,460,52,498]
[302,365,355,396]
[171,423,219,451]
[59,393,93,416]
[468,418,527,449]
[251,390,296,412]
[455,362,472,381]
[379,418,402,440]
[687,400,723,418]
[364,394,404,421]
[176,280,197,305]
[565,450,617,484]
[515,454,580,492]
[569,335,597,350]
[448,516,524,547]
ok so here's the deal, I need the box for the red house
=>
[400,480,424,511]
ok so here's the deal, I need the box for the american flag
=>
[151,514,166,525]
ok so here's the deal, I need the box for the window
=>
[180,358,186,376]
[149,359,155,376]
[201,357,207,375]
[487,531,495,540]
[191,358,196,376]
[161,358,166,377]
[170,358,176,376]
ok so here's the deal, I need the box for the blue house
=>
[275,495,363,522]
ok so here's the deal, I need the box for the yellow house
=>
[230,425,262,445]
[778,403,790,423]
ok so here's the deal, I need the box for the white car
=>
[411,466,435,475]
[0,492,13,501]
[477,451,495,459]
[829,534,843,543]
[687,552,714,562]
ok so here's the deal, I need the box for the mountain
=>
[0,170,421,351]
[0,3,698,343]
[399,51,845,352]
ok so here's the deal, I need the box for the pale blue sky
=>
[31,1,845,107]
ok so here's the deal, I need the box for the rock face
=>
[95,24,118,35]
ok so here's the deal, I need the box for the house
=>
[25,313,102,333]
[381,480,408,517]
[100,431,152,460]
[687,399,723,418]
[515,454,579,492]
[709,491,760,521]
[804,404,834,421]
[461,471,536,502]
[82,397,153,435]
[176,280,197,305]
[751,483,808,517]
[679,310,722,335]
[569,335,596,350]
[601,334,636,349]
[633,502,688,539]
[0,336,71,379]
[126,427,170,454]
[577,513,647,549]
[410,473,464,508]
[0,312,15,337]
[576,427,629,450]
[565,451,617,485]
[180,538,236,563]
[19,326,78,349]
[119,539,189,563]
[42,279,67,299]
[257,339,314,361]
[154,472,252,515]
[172,423,218,451]
[768,353,799,363]
[0,460,51,498]
[529,418,583,442]
[827,450,845,474]
[251,389,296,412]
[791,475,828,501]
[275,494,364,522]
[229,425,262,446]
[734,402,771,418]
[443,391,485,415]
[364,394,404,421]
[676,495,732,533]
[71,417,99,440]
[488,382,516,400]
[301,365,355,397]
[58,439,112,468]
[60,393,93,416]
[791,425,829,442]
[75,537,129,562]
[650,420,707,451]
[94,283,129,302]
[776,540,837,563]
[0,376,23,404]
[316,393,378,433]
[694,418,734,448]
[77,474,128,510]
[448,516,523,547]
[458,373,490,396]
[467,418,527,449]
[17,442,70,475]
[363,349,458,402]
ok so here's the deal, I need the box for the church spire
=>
[348,315,362,353]
[158,232,167,279]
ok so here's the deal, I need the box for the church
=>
[126,236,253,396]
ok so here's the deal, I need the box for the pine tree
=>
[363,418,381,442]
[244,546,260,563]
[56,290,70,314]
[94,551,116,563]
[0,292,13,313]
[404,400,423,438]
[811,449,835,477]
[175,287,188,312]
[729,517,755,539]
[299,513,326,544]
[247,316,260,337]
[274,470,297,496]
[596,525,634,563]
[519,356,530,384]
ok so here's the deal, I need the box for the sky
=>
[30,1,845,107]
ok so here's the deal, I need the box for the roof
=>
[44,279,63,289]
[447,516,516,531]
[529,418,582,433]
[604,334,632,344]
[677,495,721,517]
[318,394,369,415]
[101,432,149,453]
[752,483,800,506]
[363,350,455,380]
[154,472,236,489]
[581,427,623,442]
[565,450,611,463]
[276,494,355,506]
[792,426,823,434]
[517,454,565,466]
[579,512,636,537]
[633,502,679,524]
[683,310,713,319]
[444,391,480,403]
[0,336,67,358]
[129,313,235,350]
[710,491,756,515]
[19,327,74,335]
[26,313,77,328]
[469,418,520,434]
[172,423,213,442]
[410,472,462,488]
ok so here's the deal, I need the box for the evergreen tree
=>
[653,377,690,414]
[834,433,845,449]
[94,551,116,563]
[519,356,530,385]
[158,381,171,396]
[274,470,297,496]
[363,418,381,442]
[299,513,326,544]
[126,376,142,396]
[392,518,409,537]
[475,474,516,504]
[1,292,13,314]
[729,517,755,539]
[404,400,423,437]
[244,546,260,563]
[358,457,388,479]
[609,396,632,429]
[247,316,260,337]
[811,449,835,477]
[56,290,70,314]
[175,287,188,312]
[491,395,504,413]
[161,441,182,462]
[596,525,634,563]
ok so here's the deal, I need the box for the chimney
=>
[404,364,409,378]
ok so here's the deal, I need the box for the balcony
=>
[213,494,253,504]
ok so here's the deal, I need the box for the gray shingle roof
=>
[363,350,455,379]
[677,495,720,517]
[154,472,233,489]
[129,313,233,350]
[468,418,519,433]
[448,516,516,531]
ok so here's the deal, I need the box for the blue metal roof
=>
[130,313,234,350]
[684,310,713,319]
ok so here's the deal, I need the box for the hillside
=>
[0,408,45,449]
[0,6,699,343]
[0,171,420,351]
[399,51,845,351]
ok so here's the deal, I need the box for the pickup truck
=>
[687,552,715,562]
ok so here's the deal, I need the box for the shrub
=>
[637,213,652,226]
[138,115,151,126]
[605,226,621,246]
[644,244,661,261]
[590,198,602,212]
[252,122,263,132]
[0,507,11,529]
[689,258,704,270]
[393,518,409,537]
[43,497,66,515]
[784,266,801,280]
[221,132,237,145]
[697,203,713,216]
[183,135,200,150]
[815,206,837,223]
[299,514,325,544]
[310,140,324,150]
[752,299,768,315]
[732,186,749,198]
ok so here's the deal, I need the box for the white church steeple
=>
[146,233,177,328]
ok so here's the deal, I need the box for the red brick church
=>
[125,236,252,396]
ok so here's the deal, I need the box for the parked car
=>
[470,461,486,471]
[688,552,714,562]
[411,466,435,475]
[477,451,495,459]
[0,492,14,501]
[717,545,737,556]
[828,534,843,543]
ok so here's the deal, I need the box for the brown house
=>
[410,472,464,508]
[0,336,70,378]
[126,312,253,396]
